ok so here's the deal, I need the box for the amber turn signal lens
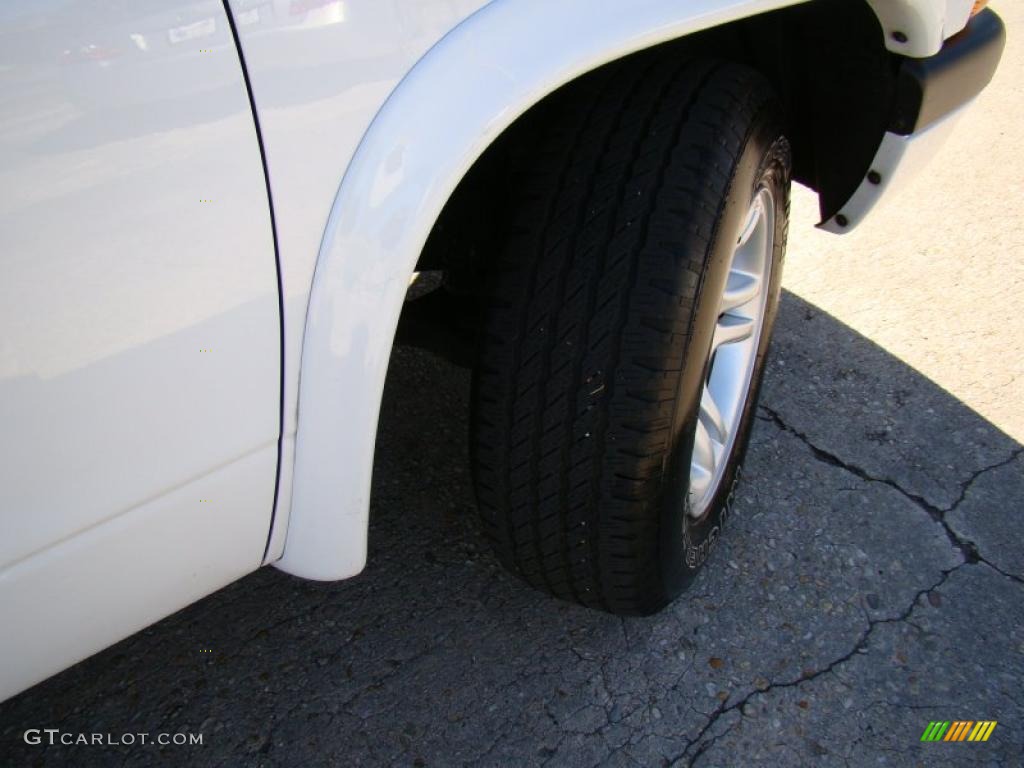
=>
[971,0,990,16]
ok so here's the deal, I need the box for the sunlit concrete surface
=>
[785,0,1024,441]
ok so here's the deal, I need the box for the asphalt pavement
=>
[1,6,1022,767]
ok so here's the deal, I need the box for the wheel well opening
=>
[398,0,894,358]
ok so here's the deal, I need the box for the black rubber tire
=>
[471,54,791,615]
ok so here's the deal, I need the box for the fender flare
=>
[277,0,804,580]
[864,0,974,58]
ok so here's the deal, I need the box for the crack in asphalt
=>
[674,564,966,768]
[665,407,1024,767]
[676,553,1024,768]
[975,557,1024,585]
[758,405,1023,567]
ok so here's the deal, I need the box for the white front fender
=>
[278,0,805,580]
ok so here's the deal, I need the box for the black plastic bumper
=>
[888,9,1006,136]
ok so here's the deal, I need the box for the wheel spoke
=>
[689,462,712,505]
[689,419,716,504]
[711,313,754,351]
[720,270,761,312]
[699,385,727,445]
[736,199,761,247]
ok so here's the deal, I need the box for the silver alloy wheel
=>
[687,187,774,520]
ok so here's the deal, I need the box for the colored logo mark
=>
[920,721,997,742]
